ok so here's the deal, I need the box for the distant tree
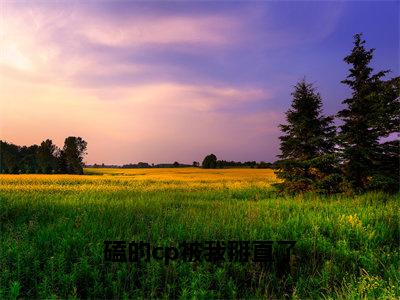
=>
[56,150,68,174]
[0,141,39,173]
[173,161,179,167]
[37,139,58,173]
[20,145,39,173]
[0,141,19,173]
[257,161,272,169]
[62,136,87,174]
[337,33,393,191]
[137,162,150,168]
[192,161,200,167]
[0,141,4,173]
[244,161,257,168]
[1,138,89,175]
[202,154,217,169]
[277,79,338,192]
[216,160,223,168]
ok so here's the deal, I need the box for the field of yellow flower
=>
[0,168,398,299]
[0,167,278,192]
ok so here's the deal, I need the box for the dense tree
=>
[257,161,272,169]
[20,145,39,173]
[37,139,58,173]
[0,137,87,174]
[215,160,258,168]
[0,141,39,173]
[192,161,200,167]
[199,156,270,169]
[277,79,338,192]
[62,137,87,174]
[202,154,217,169]
[56,150,68,174]
[337,33,396,191]
[0,141,20,173]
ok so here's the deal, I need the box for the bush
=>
[315,173,345,194]
[275,154,344,194]
[367,174,399,193]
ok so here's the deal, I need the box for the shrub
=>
[275,154,344,194]
[367,174,399,193]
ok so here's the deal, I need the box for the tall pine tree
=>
[277,79,338,192]
[337,33,391,191]
[279,79,336,160]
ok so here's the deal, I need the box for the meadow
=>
[0,168,398,299]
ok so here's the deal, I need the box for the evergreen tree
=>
[337,33,391,191]
[370,76,400,137]
[277,79,338,192]
[279,79,336,160]
[367,76,399,192]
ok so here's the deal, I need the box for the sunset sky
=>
[1,1,398,164]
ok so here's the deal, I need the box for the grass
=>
[0,168,399,298]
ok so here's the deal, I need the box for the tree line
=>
[88,159,272,169]
[89,162,194,168]
[201,154,272,169]
[0,137,87,174]
[275,33,399,193]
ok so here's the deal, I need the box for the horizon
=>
[1,1,398,165]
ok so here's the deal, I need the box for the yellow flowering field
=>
[0,167,278,192]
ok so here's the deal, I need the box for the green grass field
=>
[0,168,399,298]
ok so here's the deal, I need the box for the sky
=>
[0,1,398,165]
